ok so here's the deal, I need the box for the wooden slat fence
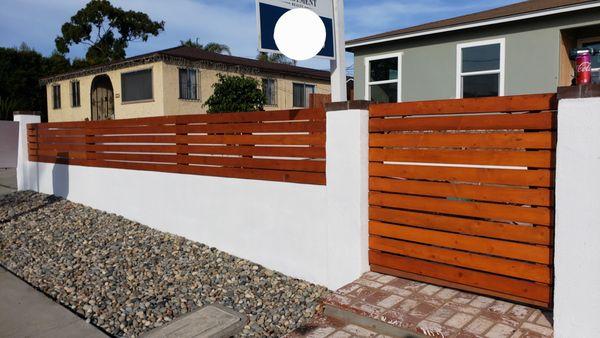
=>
[27,108,326,185]
[368,93,557,308]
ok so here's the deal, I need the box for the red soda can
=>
[576,50,592,85]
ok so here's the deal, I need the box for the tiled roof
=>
[42,46,330,83]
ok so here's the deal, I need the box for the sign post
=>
[330,0,347,102]
[256,0,347,102]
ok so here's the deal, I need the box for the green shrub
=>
[203,74,266,113]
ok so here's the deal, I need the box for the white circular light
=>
[274,8,326,61]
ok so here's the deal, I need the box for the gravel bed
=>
[0,191,329,337]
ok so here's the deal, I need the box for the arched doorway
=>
[90,74,115,120]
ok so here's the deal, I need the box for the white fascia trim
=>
[456,38,506,99]
[364,52,403,102]
[346,2,600,49]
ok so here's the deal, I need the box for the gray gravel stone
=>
[0,191,329,337]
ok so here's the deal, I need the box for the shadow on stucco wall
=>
[52,153,69,198]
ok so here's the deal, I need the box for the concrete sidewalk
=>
[0,267,108,338]
[0,168,17,196]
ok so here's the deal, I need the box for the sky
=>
[0,0,522,73]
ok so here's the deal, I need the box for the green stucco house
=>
[347,0,600,103]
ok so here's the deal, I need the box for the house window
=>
[178,68,198,100]
[52,84,61,109]
[293,83,315,107]
[262,78,277,106]
[121,68,153,102]
[579,38,600,84]
[71,81,81,107]
[457,39,505,98]
[365,53,402,103]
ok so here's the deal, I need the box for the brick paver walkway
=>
[294,272,553,338]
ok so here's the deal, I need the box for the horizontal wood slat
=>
[370,252,551,306]
[31,134,325,146]
[369,131,554,149]
[369,163,553,187]
[370,221,550,264]
[368,94,556,308]
[371,265,550,308]
[370,236,550,283]
[30,144,325,158]
[370,148,554,168]
[31,156,325,185]
[369,111,555,132]
[27,108,326,185]
[31,152,325,172]
[31,121,326,136]
[369,93,557,117]
[33,109,325,129]
[370,177,552,206]
[369,207,550,245]
[370,192,552,226]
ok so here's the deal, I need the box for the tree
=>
[0,45,45,120]
[180,38,231,55]
[257,52,296,65]
[0,44,77,121]
[55,0,164,65]
[203,74,265,113]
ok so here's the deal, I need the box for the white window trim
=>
[578,36,600,72]
[364,52,403,102]
[456,38,505,99]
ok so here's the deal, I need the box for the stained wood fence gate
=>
[368,94,556,308]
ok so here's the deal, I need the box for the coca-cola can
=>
[576,50,592,85]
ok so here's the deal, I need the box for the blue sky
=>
[0,0,521,72]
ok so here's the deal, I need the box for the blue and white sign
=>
[256,0,335,59]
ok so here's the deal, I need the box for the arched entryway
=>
[90,74,115,121]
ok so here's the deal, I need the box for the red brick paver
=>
[315,272,553,338]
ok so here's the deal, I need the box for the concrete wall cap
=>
[325,100,371,112]
[12,111,41,116]
[557,84,600,100]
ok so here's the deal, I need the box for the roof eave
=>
[40,52,330,84]
[346,1,600,50]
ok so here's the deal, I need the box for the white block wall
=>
[14,114,40,191]
[554,98,600,338]
[15,109,370,290]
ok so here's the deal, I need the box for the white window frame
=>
[364,52,403,102]
[456,38,505,99]
[578,36,600,74]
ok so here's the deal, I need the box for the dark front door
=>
[91,75,115,120]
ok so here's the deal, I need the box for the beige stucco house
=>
[41,46,331,122]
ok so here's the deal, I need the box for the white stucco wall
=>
[33,163,330,286]
[554,97,600,338]
[14,114,40,191]
[15,108,369,290]
[326,108,370,289]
